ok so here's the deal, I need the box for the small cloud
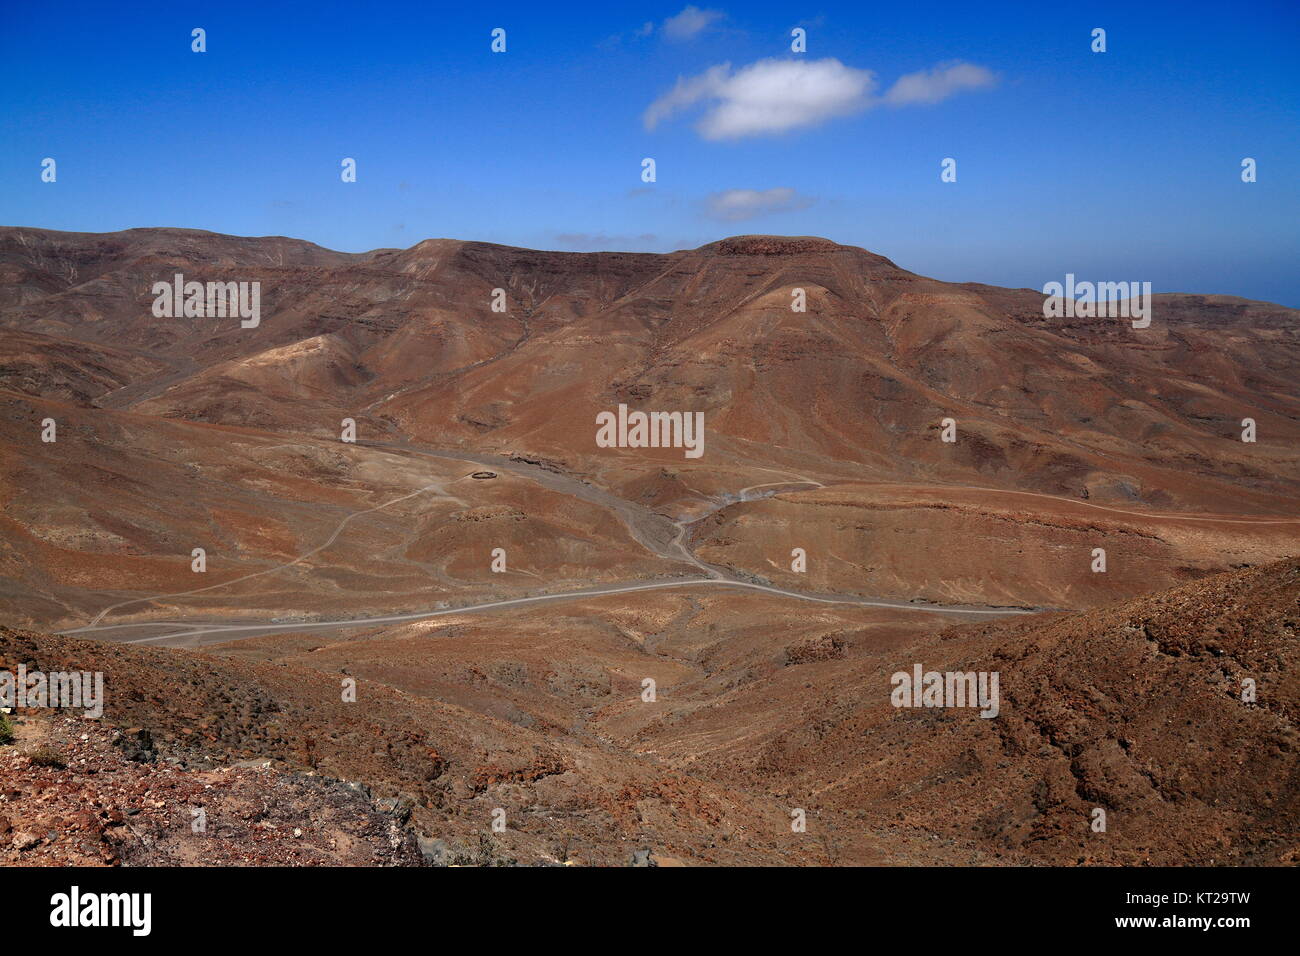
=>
[882,61,997,105]
[645,58,876,139]
[704,187,814,222]
[644,57,997,140]
[602,9,719,48]
[662,6,724,42]
[553,232,661,251]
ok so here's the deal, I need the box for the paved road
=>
[66,577,1035,647]
[60,439,1041,647]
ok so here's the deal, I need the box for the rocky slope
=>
[2,227,1296,514]
[0,227,1294,866]
[0,713,424,866]
[3,558,1296,866]
[1,227,1296,627]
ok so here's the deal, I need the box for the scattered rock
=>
[417,835,448,865]
[113,728,156,763]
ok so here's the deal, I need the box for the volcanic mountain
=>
[6,228,1296,519]
[0,226,1295,866]
[1,226,1295,627]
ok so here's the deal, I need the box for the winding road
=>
[58,438,1040,647]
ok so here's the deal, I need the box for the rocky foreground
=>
[3,557,1296,866]
[0,714,425,866]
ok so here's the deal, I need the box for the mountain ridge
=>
[1,224,1296,627]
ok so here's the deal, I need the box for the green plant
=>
[0,713,14,746]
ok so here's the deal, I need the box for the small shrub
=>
[27,746,66,769]
[449,833,517,867]
[0,713,13,745]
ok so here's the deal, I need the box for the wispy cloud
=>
[704,187,815,222]
[883,61,997,105]
[644,57,997,140]
[662,6,724,41]
[552,232,661,251]
[602,6,723,48]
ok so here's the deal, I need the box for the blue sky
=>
[2,1,1298,304]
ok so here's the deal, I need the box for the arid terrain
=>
[0,226,1296,865]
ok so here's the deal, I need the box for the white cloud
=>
[662,6,724,41]
[645,58,876,139]
[704,187,814,222]
[643,63,734,132]
[882,61,997,105]
[602,8,722,48]
[644,57,997,139]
